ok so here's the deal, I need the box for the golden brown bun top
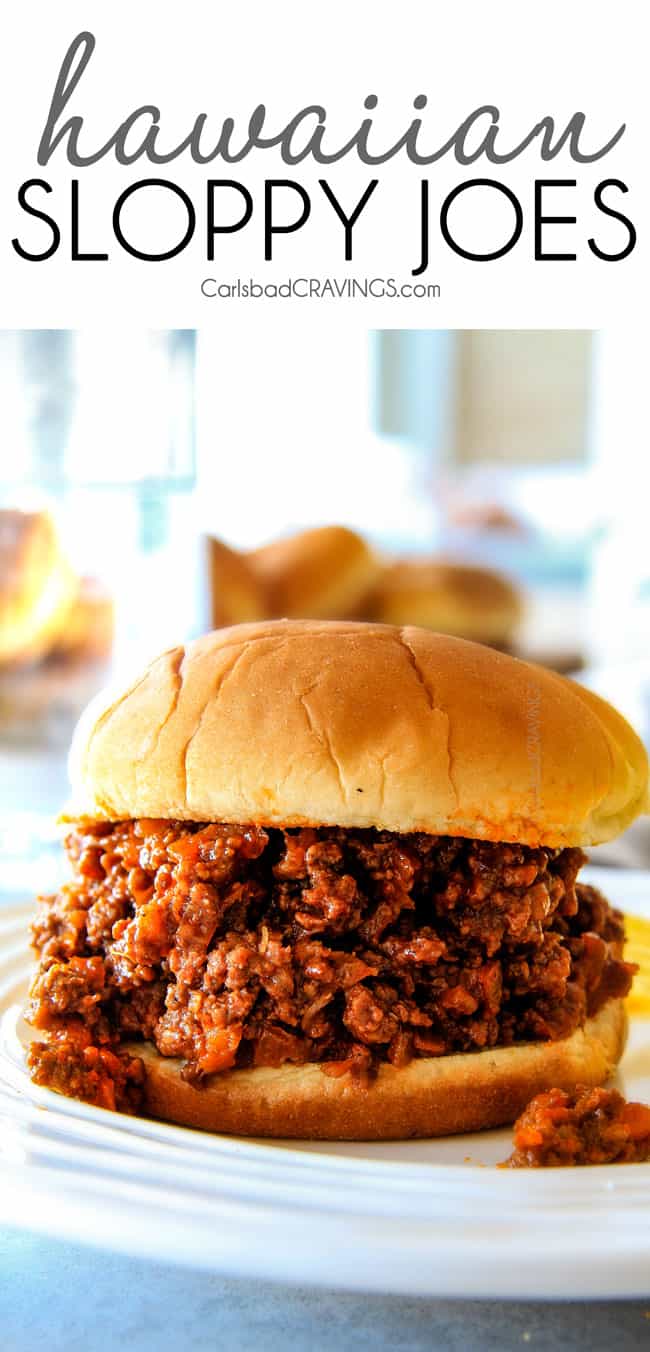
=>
[373,558,523,643]
[51,577,115,662]
[69,620,649,847]
[250,525,381,620]
[0,509,77,664]
[205,536,269,629]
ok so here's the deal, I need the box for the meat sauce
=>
[504,1085,650,1166]
[27,821,636,1113]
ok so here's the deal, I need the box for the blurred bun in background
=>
[251,525,382,621]
[372,559,524,649]
[51,577,114,664]
[206,536,268,629]
[0,509,114,670]
[207,525,382,628]
[0,510,77,666]
[0,509,115,743]
[205,524,523,654]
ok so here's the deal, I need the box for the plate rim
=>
[2,871,650,1297]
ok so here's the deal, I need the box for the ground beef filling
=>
[504,1086,650,1167]
[27,821,636,1113]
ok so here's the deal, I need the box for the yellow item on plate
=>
[625,913,650,1016]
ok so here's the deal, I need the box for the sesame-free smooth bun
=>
[250,525,381,620]
[126,1000,626,1140]
[69,620,648,847]
[205,535,269,629]
[372,559,523,645]
[0,509,77,665]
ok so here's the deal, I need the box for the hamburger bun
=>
[250,525,381,620]
[373,558,523,646]
[0,509,77,665]
[52,577,114,663]
[70,620,649,848]
[205,535,269,628]
[126,1000,626,1140]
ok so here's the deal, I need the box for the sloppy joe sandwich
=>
[27,620,648,1139]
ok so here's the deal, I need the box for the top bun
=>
[69,620,649,847]
[205,536,269,629]
[373,559,523,645]
[250,526,381,620]
[0,509,77,665]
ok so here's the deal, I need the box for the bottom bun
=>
[127,1000,626,1140]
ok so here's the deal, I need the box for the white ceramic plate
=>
[1,866,649,1299]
